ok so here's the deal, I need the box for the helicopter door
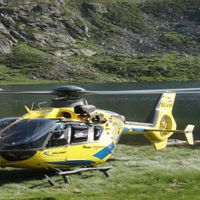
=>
[43,124,71,163]
[67,124,104,165]
[46,124,70,148]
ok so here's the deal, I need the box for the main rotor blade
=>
[0,86,200,95]
[0,90,52,94]
[86,87,200,95]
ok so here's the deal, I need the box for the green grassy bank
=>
[1,144,200,200]
[2,51,200,84]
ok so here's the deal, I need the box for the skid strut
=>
[45,166,112,186]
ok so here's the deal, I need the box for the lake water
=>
[1,82,200,142]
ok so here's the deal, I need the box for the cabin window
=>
[46,123,103,147]
[94,125,103,140]
[71,125,88,143]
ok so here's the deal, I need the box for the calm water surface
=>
[1,82,200,141]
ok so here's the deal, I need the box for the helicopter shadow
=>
[0,168,58,187]
[0,168,98,187]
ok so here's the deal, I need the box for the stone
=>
[82,2,108,14]
[0,22,8,34]
[10,30,27,41]
[72,48,97,57]
[0,35,12,55]
[54,49,75,58]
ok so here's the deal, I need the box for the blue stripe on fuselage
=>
[93,143,115,160]
[46,160,94,166]
[132,128,145,132]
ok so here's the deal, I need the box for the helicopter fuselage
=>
[0,107,125,169]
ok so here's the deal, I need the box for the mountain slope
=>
[0,0,200,82]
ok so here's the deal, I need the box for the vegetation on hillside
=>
[0,0,200,83]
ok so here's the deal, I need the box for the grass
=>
[0,43,59,82]
[2,49,200,83]
[0,79,76,85]
[1,144,200,200]
[0,43,52,78]
[105,2,148,33]
[162,32,186,44]
[0,65,26,81]
[67,52,200,82]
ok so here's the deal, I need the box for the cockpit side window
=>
[46,124,70,148]
[0,119,59,150]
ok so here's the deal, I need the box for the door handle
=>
[83,144,93,148]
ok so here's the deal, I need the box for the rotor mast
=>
[50,86,88,108]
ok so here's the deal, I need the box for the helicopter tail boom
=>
[123,93,194,150]
[123,124,195,150]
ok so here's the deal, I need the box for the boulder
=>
[0,35,12,55]
[72,48,97,57]
[82,2,108,14]
[54,49,75,58]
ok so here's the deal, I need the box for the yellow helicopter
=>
[0,85,197,184]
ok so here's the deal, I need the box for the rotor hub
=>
[49,86,88,107]
[52,85,86,98]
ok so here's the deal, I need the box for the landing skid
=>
[45,166,112,186]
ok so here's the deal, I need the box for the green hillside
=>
[0,0,200,83]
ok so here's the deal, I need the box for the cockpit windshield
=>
[0,118,104,151]
[0,119,59,150]
[0,117,19,131]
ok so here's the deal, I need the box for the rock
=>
[0,14,15,29]
[72,48,97,57]
[54,49,75,58]
[10,30,27,41]
[80,49,97,57]
[39,56,95,81]
[0,22,8,34]
[57,0,64,5]
[62,18,89,39]
[32,33,48,45]
[0,35,12,55]
[82,2,108,14]
[32,5,43,12]
[18,15,34,24]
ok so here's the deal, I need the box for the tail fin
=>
[147,93,176,128]
[145,93,177,150]
[184,125,194,145]
[123,93,194,150]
